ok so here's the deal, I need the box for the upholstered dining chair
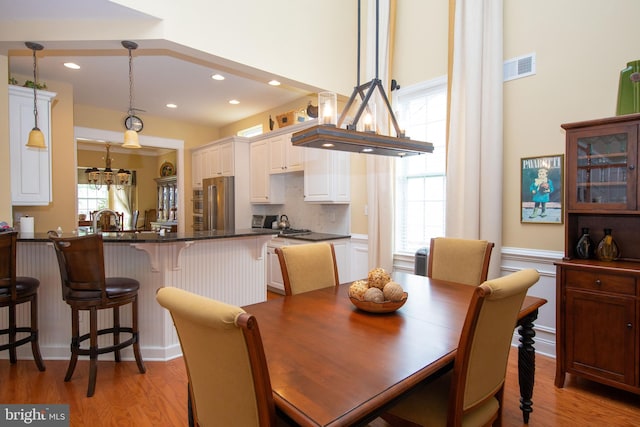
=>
[275,242,340,296]
[428,237,495,286]
[48,231,146,397]
[382,268,540,427]
[0,231,45,371]
[156,287,279,427]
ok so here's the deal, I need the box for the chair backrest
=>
[448,268,539,425]
[48,232,107,301]
[156,287,276,427]
[131,210,140,230]
[428,237,494,286]
[0,231,18,299]
[276,242,340,296]
[90,211,124,231]
[143,209,157,231]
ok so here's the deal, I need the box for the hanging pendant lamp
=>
[291,0,433,157]
[121,40,141,149]
[25,41,46,149]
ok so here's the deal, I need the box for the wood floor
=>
[1,346,639,426]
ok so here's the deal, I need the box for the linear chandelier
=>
[84,143,131,190]
[291,0,434,157]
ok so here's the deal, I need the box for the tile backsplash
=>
[252,171,350,234]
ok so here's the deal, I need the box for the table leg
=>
[517,309,539,424]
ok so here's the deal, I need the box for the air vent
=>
[504,53,536,82]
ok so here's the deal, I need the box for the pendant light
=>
[291,0,434,157]
[25,41,46,149]
[122,40,141,149]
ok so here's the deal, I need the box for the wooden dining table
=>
[243,271,547,427]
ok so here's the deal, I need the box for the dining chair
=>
[156,287,279,427]
[0,231,45,371]
[48,231,146,397]
[382,268,540,427]
[143,209,157,231]
[427,237,495,286]
[90,211,124,231]
[275,242,340,296]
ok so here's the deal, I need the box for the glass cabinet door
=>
[568,124,637,210]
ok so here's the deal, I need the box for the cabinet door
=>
[267,245,285,293]
[268,135,287,174]
[192,150,203,188]
[9,86,55,205]
[565,289,636,386]
[287,137,304,172]
[250,141,269,202]
[219,142,234,176]
[567,123,637,210]
[304,149,350,203]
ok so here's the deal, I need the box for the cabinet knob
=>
[627,323,633,329]
[595,279,602,286]
[629,165,636,170]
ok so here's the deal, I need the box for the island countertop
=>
[17,228,280,243]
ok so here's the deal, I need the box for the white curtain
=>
[446,0,503,278]
[366,0,395,271]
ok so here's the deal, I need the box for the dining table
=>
[243,271,547,427]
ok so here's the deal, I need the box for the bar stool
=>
[0,231,45,371]
[48,231,145,397]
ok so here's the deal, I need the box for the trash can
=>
[414,247,429,277]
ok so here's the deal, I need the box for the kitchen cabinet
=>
[266,237,350,294]
[250,139,284,204]
[555,113,640,396]
[9,85,56,205]
[192,150,203,188]
[268,132,304,174]
[304,148,350,203]
[155,176,178,222]
[192,139,238,188]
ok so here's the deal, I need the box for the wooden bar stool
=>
[0,231,45,371]
[48,231,145,397]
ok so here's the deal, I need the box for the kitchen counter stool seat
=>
[0,231,45,371]
[48,232,145,397]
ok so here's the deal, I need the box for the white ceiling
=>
[1,0,315,129]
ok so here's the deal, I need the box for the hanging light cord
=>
[128,46,134,116]
[31,45,39,129]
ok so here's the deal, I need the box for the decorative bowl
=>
[349,292,408,313]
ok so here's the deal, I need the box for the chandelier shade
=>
[25,41,46,149]
[84,143,131,190]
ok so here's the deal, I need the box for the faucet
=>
[92,208,120,233]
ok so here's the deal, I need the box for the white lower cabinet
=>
[266,237,351,294]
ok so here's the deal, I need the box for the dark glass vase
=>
[575,228,594,259]
[596,228,620,262]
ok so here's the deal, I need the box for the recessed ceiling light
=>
[211,74,225,81]
[268,80,281,86]
[229,99,240,105]
[322,143,335,148]
[63,62,80,70]
[362,148,374,153]
[166,103,177,109]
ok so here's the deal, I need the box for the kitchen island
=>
[12,229,279,361]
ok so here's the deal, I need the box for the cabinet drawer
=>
[565,269,636,295]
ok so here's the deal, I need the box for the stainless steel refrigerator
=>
[202,176,235,231]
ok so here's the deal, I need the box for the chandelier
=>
[291,0,434,157]
[84,143,131,190]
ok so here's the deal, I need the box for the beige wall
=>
[0,56,9,226]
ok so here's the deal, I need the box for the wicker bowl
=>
[349,292,408,313]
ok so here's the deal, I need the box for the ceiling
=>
[0,0,316,130]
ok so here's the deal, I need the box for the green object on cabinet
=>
[616,60,640,115]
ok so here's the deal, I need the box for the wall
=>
[0,56,9,225]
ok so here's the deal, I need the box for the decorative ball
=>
[363,287,384,303]
[349,280,369,300]
[383,281,405,302]
[368,267,391,290]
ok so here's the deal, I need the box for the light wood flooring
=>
[1,347,639,426]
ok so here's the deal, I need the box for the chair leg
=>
[65,308,80,382]
[87,307,98,397]
[8,304,17,364]
[113,306,121,362]
[132,297,146,374]
[29,296,45,371]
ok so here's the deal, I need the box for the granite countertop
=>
[277,232,351,242]
[17,228,280,243]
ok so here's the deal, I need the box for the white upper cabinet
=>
[304,148,351,203]
[192,139,239,188]
[9,85,56,205]
[268,132,304,174]
[250,139,285,204]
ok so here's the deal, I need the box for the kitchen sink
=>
[279,228,312,236]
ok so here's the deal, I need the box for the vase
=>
[575,228,594,259]
[596,228,620,262]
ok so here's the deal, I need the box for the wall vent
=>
[504,53,536,82]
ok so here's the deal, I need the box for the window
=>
[238,124,263,138]
[77,184,109,218]
[394,77,447,255]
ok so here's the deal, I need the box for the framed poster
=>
[521,154,564,224]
